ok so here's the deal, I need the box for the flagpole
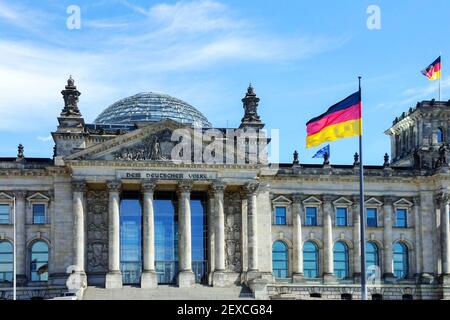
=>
[13,197,16,301]
[358,76,367,300]
[439,53,442,101]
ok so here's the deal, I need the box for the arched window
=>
[31,241,49,281]
[0,241,13,283]
[437,128,444,143]
[393,242,408,279]
[333,241,349,279]
[366,242,379,278]
[272,241,289,278]
[303,241,319,278]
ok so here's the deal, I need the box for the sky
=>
[0,0,449,165]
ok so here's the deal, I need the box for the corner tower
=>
[385,99,450,169]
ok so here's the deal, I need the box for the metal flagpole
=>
[13,197,17,301]
[439,53,442,101]
[358,76,367,300]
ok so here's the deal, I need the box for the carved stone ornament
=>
[244,182,259,195]
[72,180,87,192]
[141,179,156,193]
[106,180,121,191]
[86,190,108,272]
[177,181,193,194]
[212,181,226,194]
[224,190,242,272]
[113,131,174,161]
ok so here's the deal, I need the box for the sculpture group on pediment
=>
[113,134,171,161]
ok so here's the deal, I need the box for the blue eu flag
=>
[312,145,330,159]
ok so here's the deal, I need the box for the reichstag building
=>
[0,77,449,300]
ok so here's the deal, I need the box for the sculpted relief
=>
[113,129,173,161]
[86,190,109,273]
[224,191,242,273]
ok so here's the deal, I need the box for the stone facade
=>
[0,78,450,300]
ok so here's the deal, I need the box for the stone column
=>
[105,180,122,289]
[212,181,228,286]
[207,188,215,285]
[240,191,248,277]
[177,182,195,287]
[72,181,87,284]
[383,196,395,281]
[292,194,304,282]
[141,179,157,288]
[13,191,27,285]
[352,196,361,281]
[244,182,260,282]
[438,192,450,283]
[322,195,335,282]
[413,196,423,277]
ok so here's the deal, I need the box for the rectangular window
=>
[305,207,317,226]
[32,204,46,224]
[336,207,347,226]
[366,208,378,227]
[396,208,407,228]
[0,204,9,224]
[275,207,287,225]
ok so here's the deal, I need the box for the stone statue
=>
[151,137,164,160]
[293,150,299,165]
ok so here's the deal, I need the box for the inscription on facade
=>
[117,170,217,180]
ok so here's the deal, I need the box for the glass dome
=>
[94,92,211,128]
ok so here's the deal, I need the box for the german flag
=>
[421,56,441,80]
[306,92,361,148]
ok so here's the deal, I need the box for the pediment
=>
[27,192,50,202]
[394,198,413,207]
[0,192,14,201]
[65,119,193,161]
[272,195,292,204]
[333,197,352,206]
[303,196,322,205]
[365,197,383,206]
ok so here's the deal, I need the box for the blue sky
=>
[0,0,449,164]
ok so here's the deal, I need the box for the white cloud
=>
[37,135,53,142]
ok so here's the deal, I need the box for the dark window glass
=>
[154,193,178,285]
[336,208,347,226]
[402,294,413,300]
[120,197,142,284]
[395,209,407,228]
[366,242,379,278]
[0,241,13,283]
[31,241,48,281]
[305,207,317,226]
[191,193,207,284]
[310,293,321,298]
[32,204,46,224]
[394,242,408,279]
[272,241,288,278]
[372,294,383,300]
[437,128,444,143]
[341,293,352,300]
[0,204,9,224]
[303,241,319,278]
[275,207,287,225]
[366,208,378,227]
[333,241,349,279]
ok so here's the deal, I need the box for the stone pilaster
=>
[413,196,423,278]
[240,190,248,279]
[322,194,335,283]
[105,180,122,289]
[292,194,304,282]
[141,179,157,288]
[177,181,195,287]
[212,181,228,286]
[352,196,361,282]
[437,192,450,284]
[13,191,27,285]
[71,181,88,290]
[245,182,260,282]
[383,196,395,282]
[207,187,215,285]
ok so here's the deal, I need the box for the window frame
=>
[335,207,348,227]
[395,208,408,228]
[274,206,287,226]
[366,241,379,278]
[32,203,47,225]
[0,203,11,225]
[333,241,349,279]
[30,240,49,282]
[0,240,13,283]
[305,206,318,226]
[272,240,289,279]
[393,242,409,279]
[366,207,378,227]
[303,241,319,278]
